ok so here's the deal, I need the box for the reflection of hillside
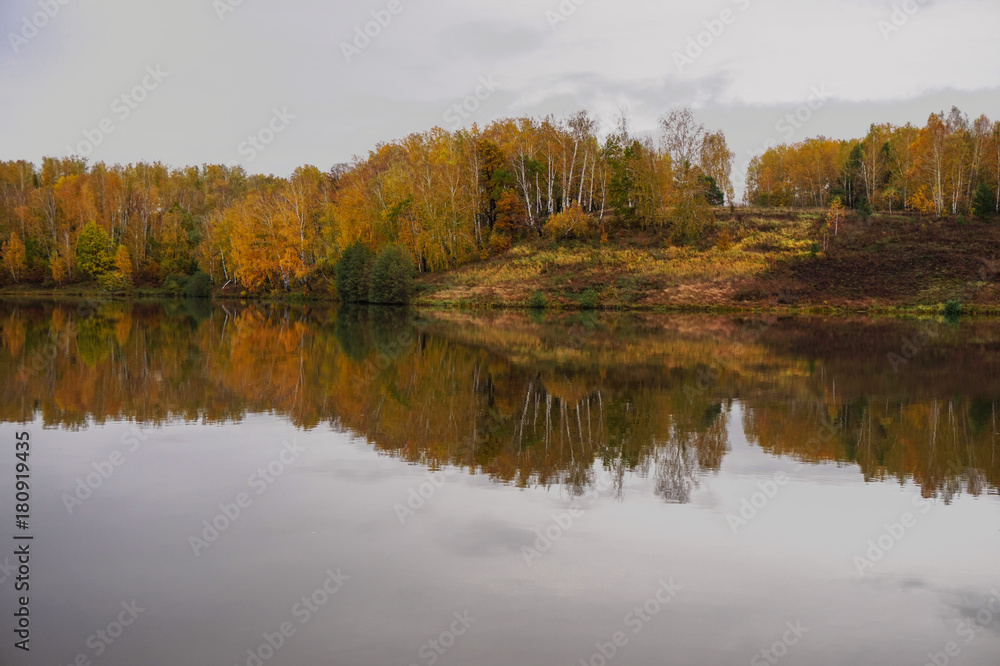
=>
[423,311,1000,500]
[746,318,1000,501]
[0,301,998,502]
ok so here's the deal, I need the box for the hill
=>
[413,210,1000,314]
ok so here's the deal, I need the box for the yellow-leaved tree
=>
[826,197,845,237]
[2,232,26,283]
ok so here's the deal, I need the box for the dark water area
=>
[0,299,997,666]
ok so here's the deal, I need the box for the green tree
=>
[185,271,214,298]
[699,175,725,206]
[973,183,995,221]
[75,221,113,278]
[368,245,414,305]
[335,241,373,303]
[604,135,643,224]
[855,197,873,222]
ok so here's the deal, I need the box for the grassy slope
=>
[414,210,1000,313]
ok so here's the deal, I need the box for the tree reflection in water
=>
[1,300,998,503]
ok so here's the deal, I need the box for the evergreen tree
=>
[699,175,725,206]
[973,183,995,221]
[368,246,414,305]
[335,242,373,303]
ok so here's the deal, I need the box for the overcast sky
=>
[1,0,998,195]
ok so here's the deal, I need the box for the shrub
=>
[162,274,187,297]
[944,300,962,319]
[368,245,415,305]
[715,230,732,252]
[579,288,599,310]
[809,242,820,257]
[97,271,129,293]
[335,241,372,303]
[529,291,547,310]
[544,204,592,240]
[184,271,213,298]
[488,230,512,254]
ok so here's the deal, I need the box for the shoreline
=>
[3,209,1000,318]
[0,287,993,318]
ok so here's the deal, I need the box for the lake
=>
[0,300,998,666]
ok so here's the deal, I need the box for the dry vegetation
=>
[415,209,1000,313]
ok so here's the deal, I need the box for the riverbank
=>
[3,210,1000,315]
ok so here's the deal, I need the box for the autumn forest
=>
[0,107,998,297]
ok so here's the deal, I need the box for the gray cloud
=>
[0,0,997,190]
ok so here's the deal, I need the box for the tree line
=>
[0,108,734,292]
[0,106,996,293]
[747,107,1000,218]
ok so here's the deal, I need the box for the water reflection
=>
[1,300,998,503]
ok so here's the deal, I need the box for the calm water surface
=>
[0,301,998,666]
